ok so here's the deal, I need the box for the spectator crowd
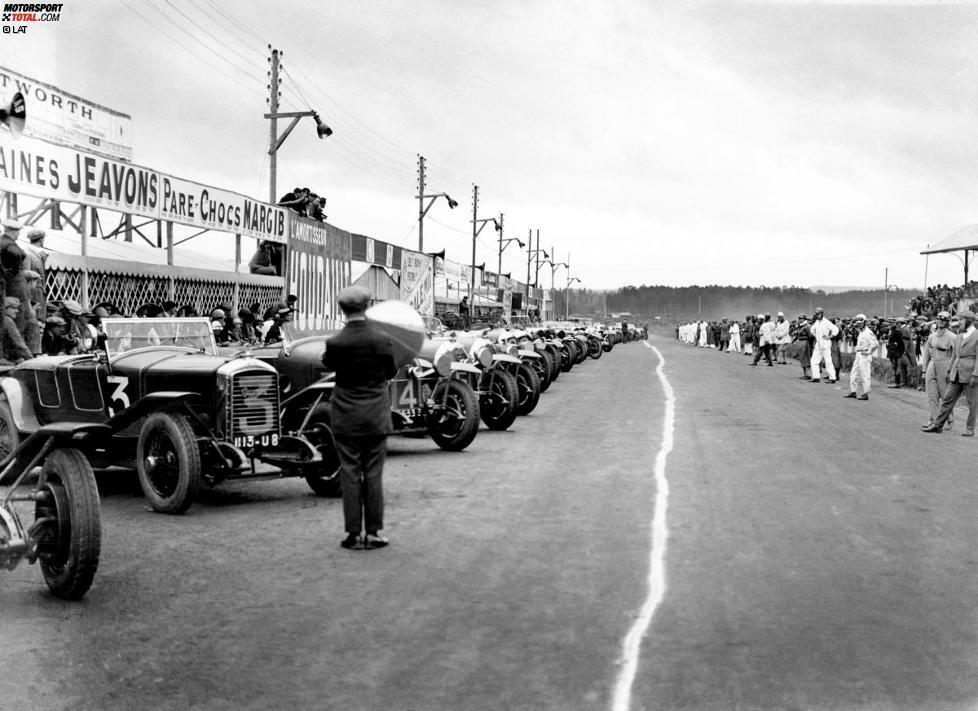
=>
[0,218,298,364]
[677,305,978,437]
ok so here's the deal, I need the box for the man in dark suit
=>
[923,309,978,436]
[324,286,397,549]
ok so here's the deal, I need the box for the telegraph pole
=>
[495,212,506,276]
[526,228,533,314]
[471,185,479,301]
[267,46,280,204]
[417,155,426,252]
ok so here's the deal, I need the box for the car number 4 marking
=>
[106,375,130,416]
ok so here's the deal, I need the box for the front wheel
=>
[34,448,101,600]
[302,406,342,497]
[587,338,603,359]
[428,379,480,451]
[480,370,518,431]
[514,363,541,416]
[136,412,201,514]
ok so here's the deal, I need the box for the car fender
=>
[450,362,482,375]
[0,376,41,432]
[280,379,334,413]
[491,354,522,365]
[516,349,541,360]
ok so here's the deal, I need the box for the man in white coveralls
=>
[843,314,878,400]
[809,307,839,383]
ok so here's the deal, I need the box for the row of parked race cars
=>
[0,308,645,599]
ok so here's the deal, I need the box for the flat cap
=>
[937,311,951,320]
[45,315,66,326]
[798,314,808,320]
[22,269,40,280]
[814,306,824,313]
[777,312,784,317]
[855,313,866,321]
[3,296,19,308]
[26,228,45,242]
[338,285,371,312]
[1,218,22,231]
[61,299,84,316]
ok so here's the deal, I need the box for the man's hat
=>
[1,218,22,232]
[211,308,226,319]
[45,315,66,326]
[958,309,977,321]
[896,317,907,323]
[937,311,951,320]
[26,228,45,242]
[814,306,824,313]
[338,286,371,313]
[22,269,40,280]
[275,302,292,316]
[3,296,20,308]
[756,313,764,319]
[61,299,84,316]
[855,313,866,321]
[798,314,808,320]
[777,311,784,317]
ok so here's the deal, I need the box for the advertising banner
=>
[351,233,402,271]
[399,251,433,316]
[287,215,351,333]
[0,66,134,162]
[0,133,290,243]
[0,132,157,217]
[159,175,287,244]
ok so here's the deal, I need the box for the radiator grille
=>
[228,372,280,439]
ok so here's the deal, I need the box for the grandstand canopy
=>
[921,225,978,255]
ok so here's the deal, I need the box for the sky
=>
[2,0,978,291]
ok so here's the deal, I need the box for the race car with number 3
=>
[0,318,294,515]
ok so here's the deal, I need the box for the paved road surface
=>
[2,336,976,711]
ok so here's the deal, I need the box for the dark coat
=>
[323,320,397,437]
[887,328,905,360]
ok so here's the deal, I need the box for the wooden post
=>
[166,221,175,301]
[80,206,89,308]
[233,233,241,315]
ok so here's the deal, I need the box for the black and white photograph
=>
[2,1,978,709]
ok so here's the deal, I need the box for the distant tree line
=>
[553,285,923,323]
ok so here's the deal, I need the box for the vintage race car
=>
[0,318,297,515]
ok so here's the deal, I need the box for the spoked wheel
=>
[513,363,541,416]
[428,379,480,451]
[0,397,20,463]
[302,406,342,498]
[587,338,603,359]
[531,352,552,393]
[136,412,201,515]
[559,342,575,372]
[33,448,101,600]
[544,349,560,382]
[480,370,519,431]
[573,341,588,364]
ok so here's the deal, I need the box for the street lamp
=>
[470,184,501,301]
[543,259,567,321]
[566,276,581,320]
[496,214,522,277]
[416,155,458,252]
[264,49,333,204]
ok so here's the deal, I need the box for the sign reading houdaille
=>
[0,66,134,162]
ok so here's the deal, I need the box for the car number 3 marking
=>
[106,375,130,416]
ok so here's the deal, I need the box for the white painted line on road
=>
[612,341,675,711]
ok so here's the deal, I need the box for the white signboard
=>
[1,66,134,162]
[159,175,287,244]
[0,132,157,217]
[400,251,434,316]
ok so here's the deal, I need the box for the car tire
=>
[34,447,101,600]
[544,348,560,382]
[428,379,480,451]
[480,369,519,431]
[136,412,201,515]
[301,405,342,498]
[560,342,575,372]
[587,338,603,359]
[514,363,541,416]
[531,352,552,393]
[0,396,20,463]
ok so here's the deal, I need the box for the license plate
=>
[397,407,425,419]
[232,433,280,448]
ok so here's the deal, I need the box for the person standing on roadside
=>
[459,295,471,330]
[742,315,755,357]
[843,314,877,401]
[923,309,978,437]
[793,315,814,380]
[772,312,790,364]
[727,318,740,354]
[886,319,908,388]
[809,307,839,383]
[324,286,398,550]
[920,311,956,429]
[751,313,775,366]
